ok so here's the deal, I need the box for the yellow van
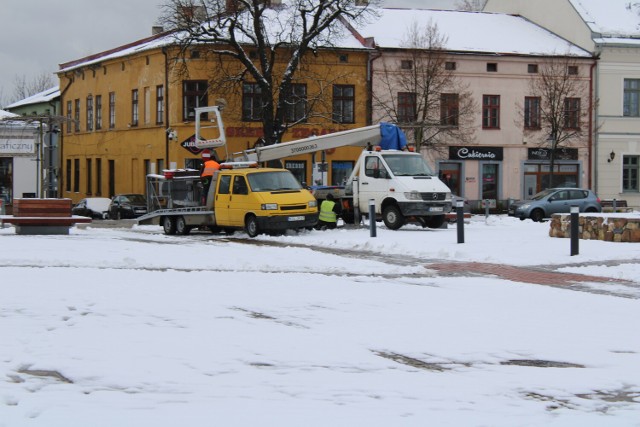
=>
[213,164,318,237]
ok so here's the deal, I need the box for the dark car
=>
[108,194,148,219]
[72,197,112,219]
[508,188,602,222]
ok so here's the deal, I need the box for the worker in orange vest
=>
[200,149,220,197]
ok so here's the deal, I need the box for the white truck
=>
[233,123,453,230]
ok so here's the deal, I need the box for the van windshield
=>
[382,154,435,177]
[248,171,303,191]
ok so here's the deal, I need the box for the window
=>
[183,80,208,121]
[96,158,102,196]
[74,159,80,192]
[86,95,94,131]
[567,66,578,75]
[332,84,355,124]
[400,60,413,70]
[339,54,349,63]
[232,176,249,195]
[331,161,354,186]
[487,63,498,72]
[397,92,417,123]
[131,89,139,127]
[527,64,538,73]
[285,83,307,123]
[66,101,72,134]
[285,160,307,185]
[482,95,500,129]
[524,96,541,129]
[623,155,639,191]
[109,92,116,128]
[95,95,102,130]
[564,97,580,129]
[74,99,80,132]
[144,87,151,124]
[86,159,92,195]
[66,159,71,192]
[156,85,164,124]
[624,79,640,117]
[242,83,263,121]
[440,93,459,127]
[445,61,456,71]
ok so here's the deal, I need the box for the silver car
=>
[508,188,602,222]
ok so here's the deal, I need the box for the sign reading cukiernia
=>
[0,137,36,155]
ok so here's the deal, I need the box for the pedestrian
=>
[316,193,341,230]
[200,149,220,197]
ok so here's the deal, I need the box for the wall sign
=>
[0,137,35,155]
[449,146,503,161]
[528,147,578,161]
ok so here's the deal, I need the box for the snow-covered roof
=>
[4,86,60,109]
[356,9,592,57]
[0,109,18,120]
[570,0,640,39]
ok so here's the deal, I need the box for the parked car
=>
[108,194,148,219]
[72,197,111,219]
[508,188,602,222]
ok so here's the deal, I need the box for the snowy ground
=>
[1,215,639,426]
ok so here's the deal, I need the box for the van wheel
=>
[162,216,176,235]
[175,216,190,235]
[245,215,260,238]
[530,209,545,222]
[382,205,404,230]
[424,215,445,229]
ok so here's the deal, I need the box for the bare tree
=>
[159,0,379,145]
[372,20,476,154]
[522,56,592,188]
[11,72,56,103]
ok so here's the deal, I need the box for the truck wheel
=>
[424,215,445,229]
[382,205,404,230]
[162,216,176,235]
[245,215,260,238]
[175,216,190,235]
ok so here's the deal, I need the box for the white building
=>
[484,0,640,206]
[354,9,593,206]
[0,110,39,206]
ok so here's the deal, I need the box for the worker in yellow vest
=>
[316,193,341,230]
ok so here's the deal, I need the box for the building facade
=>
[0,111,39,204]
[359,9,594,208]
[56,31,371,204]
[485,0,640,207]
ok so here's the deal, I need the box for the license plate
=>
[288,216,304,221]
[430,207,444,212]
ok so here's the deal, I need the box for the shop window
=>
[481,163,499,200]
[331,161,354,186]
[439,162,461,195]
[623,155,639,191]
[285,160,307,185]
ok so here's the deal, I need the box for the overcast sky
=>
[0,0,454,108]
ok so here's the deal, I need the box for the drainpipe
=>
[162,46,170,168]
[367,45,381,126]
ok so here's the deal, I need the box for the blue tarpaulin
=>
[379,123,407,150]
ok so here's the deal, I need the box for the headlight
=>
[404,191,421,200]
[520,203,531,210]
[261,203,278,210]
[308,200,317,208]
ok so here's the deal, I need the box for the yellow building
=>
[57,31,371,203]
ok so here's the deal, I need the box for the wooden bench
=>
[0,198,91,235]
[601,199,632,213]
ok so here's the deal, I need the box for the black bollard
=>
[369,199,376,238]
[570,206,579,256]
[613,198,617,212]
[456,200,465,244]
[484,199,490,218]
